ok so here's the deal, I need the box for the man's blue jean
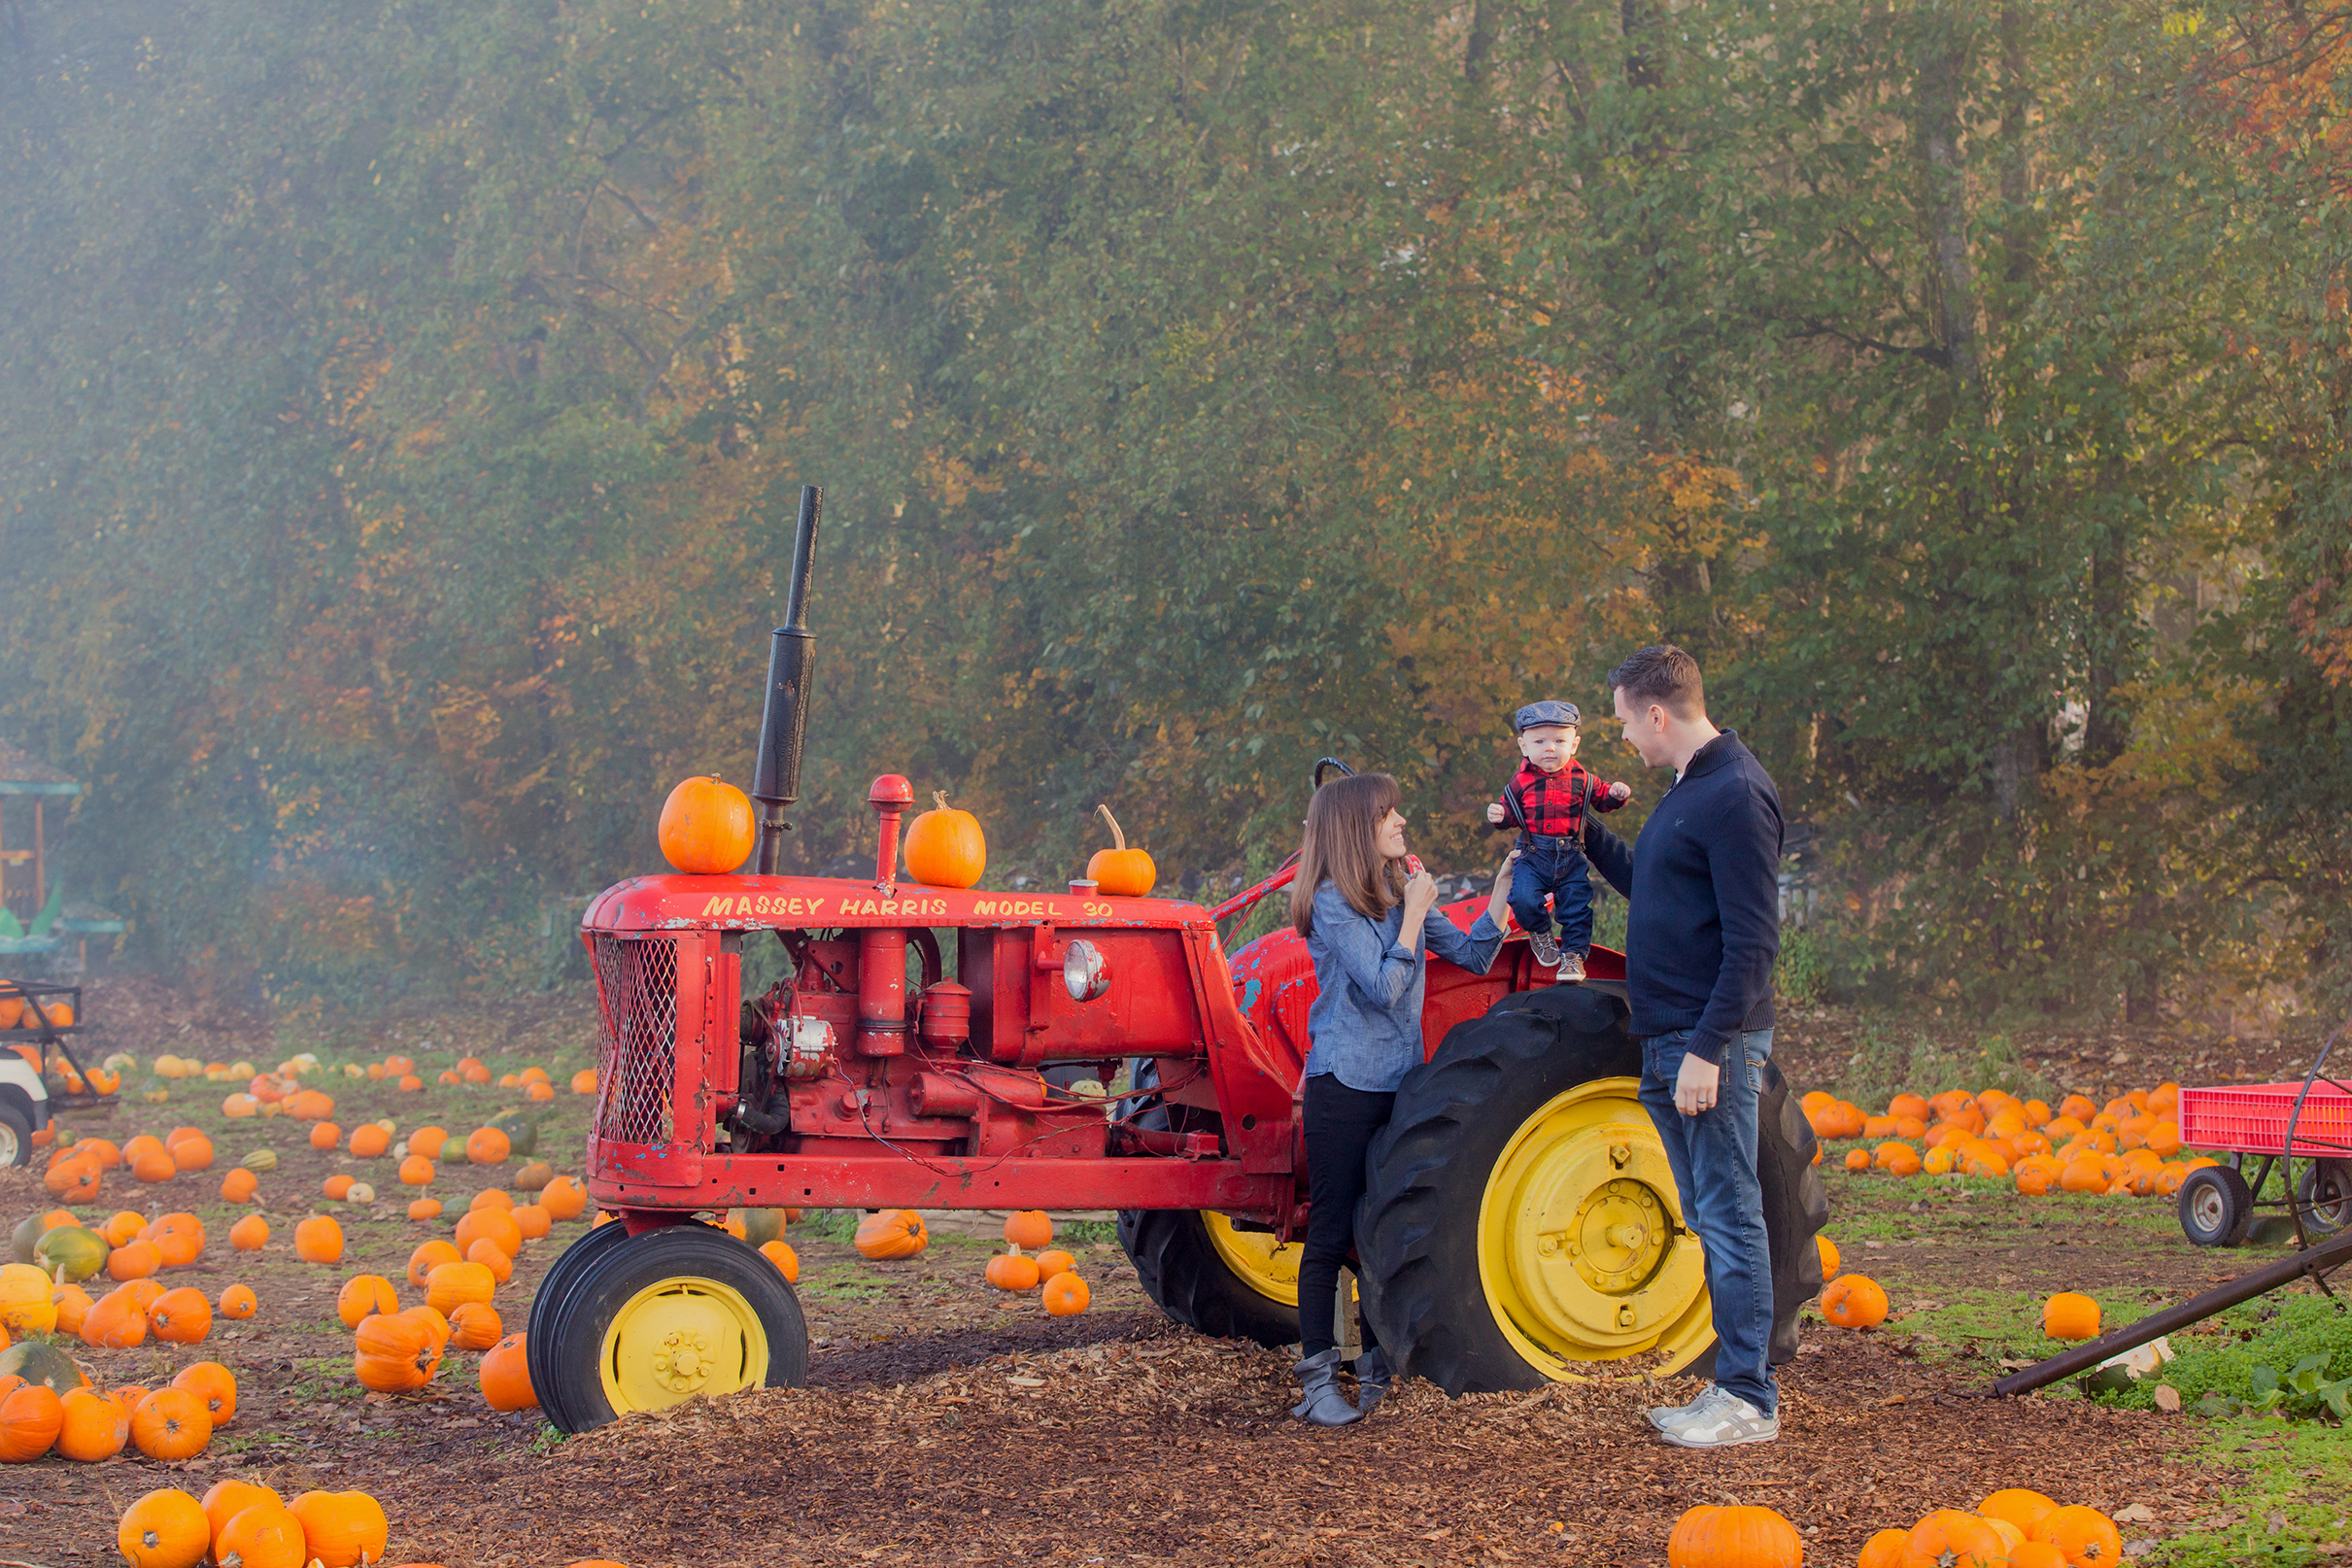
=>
[1639,1027,1777,1415]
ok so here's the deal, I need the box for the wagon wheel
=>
[2283,1009,2352,1273]
[534,1223,807,1434]
[1115,1061,1302,1346]
[1354,984,1827,1394]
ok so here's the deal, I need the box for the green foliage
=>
[0,0,2345,1027]
[2096,1295,2352,1414]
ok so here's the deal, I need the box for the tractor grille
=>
[591,935,678,1146]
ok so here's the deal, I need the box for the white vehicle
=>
[0,1053,51,1166]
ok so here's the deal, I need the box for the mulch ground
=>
[0,976,2306,1565]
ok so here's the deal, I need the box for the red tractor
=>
[529,489,1827,1431]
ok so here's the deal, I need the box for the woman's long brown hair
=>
[1291,772,1406,936]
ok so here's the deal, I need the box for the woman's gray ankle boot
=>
[1291,1348,1362,1426]
[1354,1346,1392,1415]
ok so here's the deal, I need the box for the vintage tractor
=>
[528,488,1827,1432]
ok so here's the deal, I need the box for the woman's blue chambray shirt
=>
[1303,880,1505,1093]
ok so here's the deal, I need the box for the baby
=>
[1484,699,1631,981]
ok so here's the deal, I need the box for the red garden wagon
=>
[2175,1031,2352,1247]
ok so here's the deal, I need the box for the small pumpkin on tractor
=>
[529,487,1827,1431]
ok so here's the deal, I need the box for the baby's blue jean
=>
[1508,835,1594,953]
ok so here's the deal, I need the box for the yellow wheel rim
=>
[597,1274,769,1415]
[1203,1210,1303,1307]
[1476,1076,1715,1379]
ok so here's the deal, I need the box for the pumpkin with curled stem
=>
[119,1488,213,1568]
[1085,803,1158,896]
[853,1209,929,1260]
[353,1313,441,1393]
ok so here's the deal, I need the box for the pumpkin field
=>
[0,982,2340,1567]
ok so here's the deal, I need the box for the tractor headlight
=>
[1063,938,1109,1003]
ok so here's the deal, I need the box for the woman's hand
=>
[1402,866,1441,920]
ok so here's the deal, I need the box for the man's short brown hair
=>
[1609,644,1706,718]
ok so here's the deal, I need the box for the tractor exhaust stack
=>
[752,485,822,875]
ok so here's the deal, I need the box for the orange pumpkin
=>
[2030,1506,2124,1567]
[349,1124,392,1158]
[51,1280,95,1336]
[2009,1543,2073,1568]
[1902,1510,2009,1568]
[904,790,987,888]
[1666,1505,1803,1568]
[512,1203,552,1240]
[984,1252,1041,1292]
[539,1176,588,1220]
[131,1148,178,1184]
[408,1198,444,1221]
[100,1208,144,1244]
[311,1122,343,1151]
[406,1240,462,1288]
[1086,803,1157,896]
[230,1213,271,1250]
[215,1503,306,1568]
[1858,1527,1912,1568]
[1820,1275,1889,1330]
[201,1481,285,1548]
[408,1126,449,1159]
[146,1212,205,1266]
[1033,1248,1075,1282]
[760,1240,800,1281]
[149,1286,213,1344]
[466,1238,516,1284]
[109,1238,164,1280]
[0,1381,64,1460]
[456,1205,523,1258]
[119,1488,213,1568]
[130,1386,213,1460]
[854,1209,929,1259]
[658,774,756,873]
[463,1126,512,1165]
[221,1168,259,1203]
[447,1299,503,1351]
[398,1154,435,1186]
[571,1068,598,1094]
[171,1362,237,1427]
[55,1385,130,1461]
[1041,1271,1090,1316]
[218,1283,259,1319]
[288,1089,336,1121]
[398,1074,425,1092]
[1003,1210,1054,1250]
[324,1174,356,1201]
[2043,1292,2102,1341]
[426,1260,496,1316]
[81,1286,150,1347]
[480,1332,538,1412]
[353,1312,442,1393]
[294,1215,346,1264]
[290,1490,391,1568]
[337,1274,401,1328]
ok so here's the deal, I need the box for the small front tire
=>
[538,1223,807,1434]
[0,1105,28,1170]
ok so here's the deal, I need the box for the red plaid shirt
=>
[1499,760,1625,838]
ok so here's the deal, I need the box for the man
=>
[1580,644,1785,1449]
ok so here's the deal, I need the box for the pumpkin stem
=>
[1096,802,1125,852]
[934,790,950,811]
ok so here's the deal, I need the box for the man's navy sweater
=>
[1581,730,1784,1065]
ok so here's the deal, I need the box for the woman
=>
[1289,771,1517,1426]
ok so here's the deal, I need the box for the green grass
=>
[2152,1421,2352,1568]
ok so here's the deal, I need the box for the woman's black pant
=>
[1297,1073,1395,1357]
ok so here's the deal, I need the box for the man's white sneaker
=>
[1654,1385,1779,1449]
[1528,931,1561,968]
[1645,1383,1713,1430]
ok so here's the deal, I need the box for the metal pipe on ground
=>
[1989,1228,2352,1396]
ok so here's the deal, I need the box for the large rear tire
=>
[537,1223,807,1433]
[1355,984,1826,1394]
[526,1218,631,1431]
[1116,1059,1303,1347]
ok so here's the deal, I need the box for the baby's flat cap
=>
[1515,699,1582,732]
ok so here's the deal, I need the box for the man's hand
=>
[1606,781,1632,805]
[1485,801,1507,825]
[1674,1052,1721,1117]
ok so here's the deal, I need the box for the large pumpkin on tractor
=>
[528,487,1828,1427]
